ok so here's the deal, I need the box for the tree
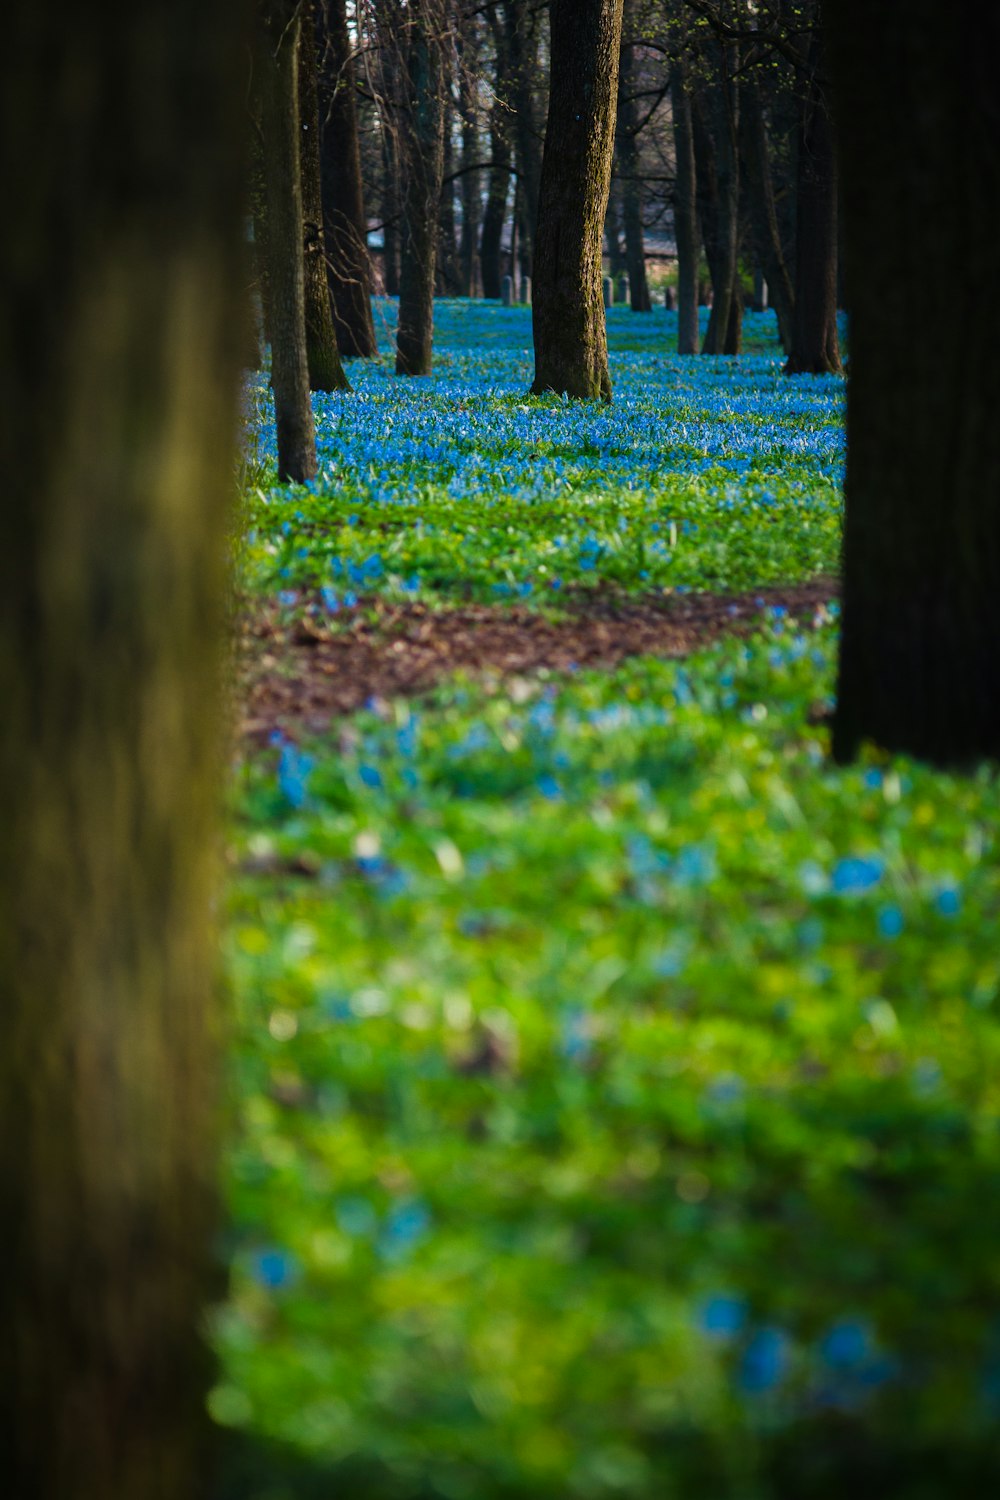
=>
[616,11,652,313]
[393,0,448,376]
[694,33,742,355]
[740,74,795,352]
[299,1,351,391]
[319,0,379,356]
[829,1,1000,766]
[256,0,319,479]
[531,0,626,400]
[671,50,701,354]
[480,4,514,298]
[784,1,840,375]
[0,0,249,1495]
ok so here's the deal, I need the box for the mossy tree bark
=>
[531,0,625,401]
[829,1,1000,766]
[670,55,700,354]
[299,1,350,392]
[256,0,318,479]
[319,0,378,357]
[395,0,447,376]
[0,2,249,1496]
[784,4,841,375]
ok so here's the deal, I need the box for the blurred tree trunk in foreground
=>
[299,0,350,391]
[395,0,447,375]
[784,5,841,374]
[319,0,378,356]
[531,0,625,400]
[0,1,249,1496]
[830,1,1000,765]
[256,0,318,478]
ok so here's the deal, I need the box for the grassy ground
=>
[214,303,1000,1498]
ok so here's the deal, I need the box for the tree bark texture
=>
[617,32,651,312]
[319,0,378,356]
[0,3,249,1497]
[670,57,700,354]
[395,0,447,376]
[257,1,318,479]
[299,3,350,391]
[784,7,841,375]
[829,2,1000,767]
[740,78,795,353]
[531,0,625,400]
[695,44,742,356]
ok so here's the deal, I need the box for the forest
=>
[2,2,999,1498]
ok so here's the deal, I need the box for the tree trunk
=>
[740,77,795,352]
[785,8,841,375]
[382,126,402,296]
[437,96,462,295]
[0,3,247,1496]
[531,0,625,400]
[319,0,378,356]
[256,1,318,480]
[505,0,543,281]
[829,3,1000,767]
[299,2,349,391]
[395,0,446,376]
[671,57,700,354]
[696,44,741,356]
[617,33,651,312]
[480,5,512,299]
[605,178,628,279]
[457,15,482,296]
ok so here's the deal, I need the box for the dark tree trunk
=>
[396,0,446,375]
[382,125,402,296]
[605,178,628,279]
[785,8,841,374]
[0,2,248,1496]
[829,3,1000,767]
[532,0,625,400]
[299,2,349,391]
[505,0,543,281]
[256,1,318,479]
[617,31,651,312]
[695,44,741,356]
[480,5,512,299]
[740,78,795,352]
[457,16,482,296]
[437,99,462,295]
[671,57,700,354]
[319,0,378,356]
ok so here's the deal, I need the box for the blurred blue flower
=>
[250,1248,297,1290]
[701,1294,747,1339]
[739,1326,789,1393]
[278,743,314,809]
[877,905,904,938]
[379,1199,432,1262]
[832,855,883,895]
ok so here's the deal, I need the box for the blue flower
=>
[250,1248,297,1290]
[936,885,960,917]
[832,855,883,895]
[739,1326,789,1393]
[278,743,313,809]
[701,1294,747,1339]
[877,905,904,938]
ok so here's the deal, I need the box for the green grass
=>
[215,302,1000,1497]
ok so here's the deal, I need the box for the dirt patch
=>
[238,580,838,742]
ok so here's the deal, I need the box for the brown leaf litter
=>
[237,579,838,743]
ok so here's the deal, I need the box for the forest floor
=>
[215,302,1000,1500]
